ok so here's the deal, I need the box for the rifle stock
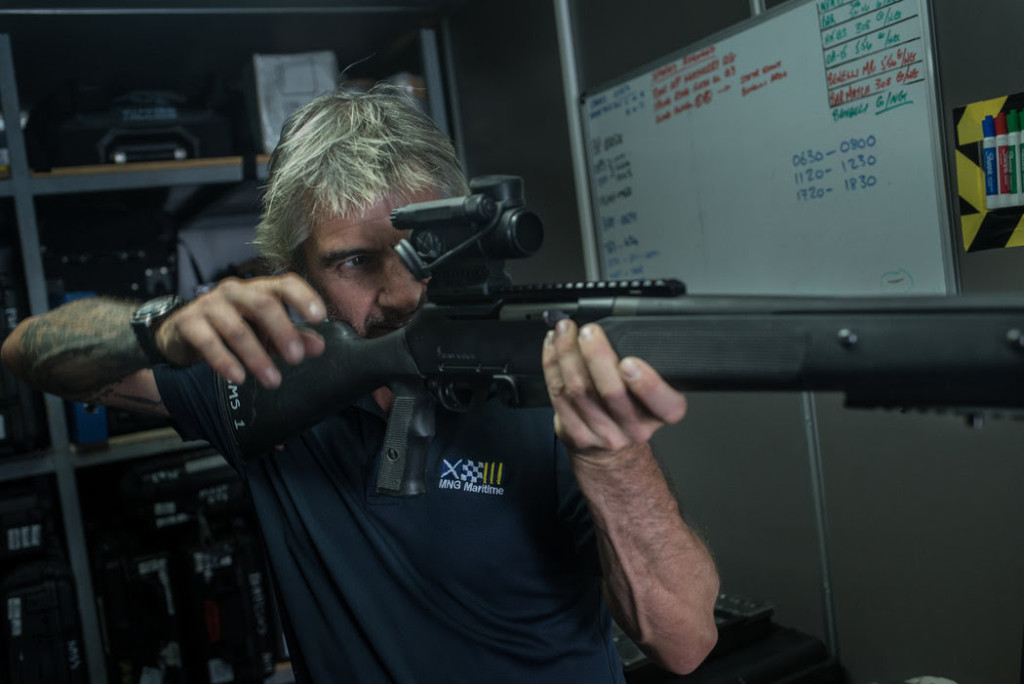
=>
[215,320,429,495]
[216,285,1024,496]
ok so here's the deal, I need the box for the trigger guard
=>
[437,380,491,412]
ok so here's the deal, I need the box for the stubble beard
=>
[324,295,426,339]
[302,266,427,338]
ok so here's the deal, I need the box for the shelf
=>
[29,156,246,195]
[0,428,209,481]
[256,153,270,180]
[0,451,54,480]
[70,426,209,469]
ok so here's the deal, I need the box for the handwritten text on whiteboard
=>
[792,134,881,202]
[819,0,925,120]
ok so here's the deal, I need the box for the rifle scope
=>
[390,175,543,285]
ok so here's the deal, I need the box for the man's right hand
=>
[157,274,327,388]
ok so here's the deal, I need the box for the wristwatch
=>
[131,294,184,365]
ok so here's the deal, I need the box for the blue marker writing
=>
[983,114,1001,210]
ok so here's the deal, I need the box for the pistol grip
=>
[375,384,436,496]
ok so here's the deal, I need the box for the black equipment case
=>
[0,556,87,683]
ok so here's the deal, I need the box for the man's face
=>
[303,193,435,338]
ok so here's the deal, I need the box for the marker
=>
[1018,109,1024,206]
[1007,110,1021,206]
[983,115,1001,210]
[996,112,1013,208]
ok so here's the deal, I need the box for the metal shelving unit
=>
[70,428,209,469]
[29,157,246,195]
[0,451,54,480]
[0,5,451,678]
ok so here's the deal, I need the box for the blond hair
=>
[254,84,468,272]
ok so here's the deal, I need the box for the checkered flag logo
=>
[462,460,483,484]
[440,458,504,486]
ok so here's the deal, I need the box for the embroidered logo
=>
[438,458,506,496]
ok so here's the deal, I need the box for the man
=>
[2,85,719,682]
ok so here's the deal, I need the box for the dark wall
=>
[444,0,584,286]
[571,0,750,94]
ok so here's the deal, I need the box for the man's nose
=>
[378,257,426,312]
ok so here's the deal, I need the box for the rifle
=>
[216,175,1024,496]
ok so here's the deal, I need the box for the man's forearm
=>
[573,444,719,675]
[1,297,148,402]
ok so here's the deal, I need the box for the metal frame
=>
[553,0,600,281]
[569,0,956,294]
[0,5,431,16]
[1,34,106,681]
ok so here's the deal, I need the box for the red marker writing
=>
[996,112,1013,206]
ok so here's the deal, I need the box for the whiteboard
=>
[580,0,954,295]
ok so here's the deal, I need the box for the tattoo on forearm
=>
[16,299,147,399]
[87,384,164,411]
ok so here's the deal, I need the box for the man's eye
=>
[340,255,367,269]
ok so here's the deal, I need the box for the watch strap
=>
[131,295,183,366]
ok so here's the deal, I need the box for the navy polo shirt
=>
[154,362,626,683]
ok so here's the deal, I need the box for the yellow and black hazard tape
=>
[954,94,1024,251]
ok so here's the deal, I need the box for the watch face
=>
[133,295,181,324]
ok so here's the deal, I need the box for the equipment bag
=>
[0,556,87,683]
[93,538,185,683]
[182,530,276,684]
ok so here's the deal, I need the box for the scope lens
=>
[498,209,544,256]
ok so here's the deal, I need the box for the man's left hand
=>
[541,319,688,463]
